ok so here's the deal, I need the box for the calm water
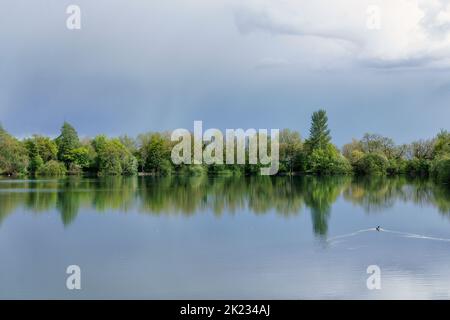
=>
[1,176,450,299]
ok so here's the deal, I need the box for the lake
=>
[0,175,450,299]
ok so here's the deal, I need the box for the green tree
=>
[55,122,80,165]
[342,139,364,164]
[136,133,152,172]
[0,126,29,176]
[24,139,44,174]
[30,154,44,174]
[361,133,396,158]
[431,155,450,184]
[66,147,91,169]
[119,135,138,155]
[430,131,450,184]
[279,129,303,175]
[34,135,58,162]
[306,109,331,151]
[433,130,450,157]
[24,135,57,160]
[92,135,138,176]
[303,110,350,175]
[24,135,58,174]
[393,144,409,160]
[140,133,173,175]
[408,139,434,160]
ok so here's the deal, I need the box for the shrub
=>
[354,153,389,175]
[36,160,67,177]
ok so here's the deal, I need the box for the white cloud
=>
[233,0,450,69]
[420,0,450,36]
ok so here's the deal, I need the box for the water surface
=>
[1,176,450,299]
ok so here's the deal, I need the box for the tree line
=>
[0,110,449,183]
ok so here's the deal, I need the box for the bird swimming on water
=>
[376,226,381,232]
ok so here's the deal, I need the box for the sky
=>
[0,0,449,146]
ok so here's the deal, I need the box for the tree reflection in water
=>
[0,176,449,237]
